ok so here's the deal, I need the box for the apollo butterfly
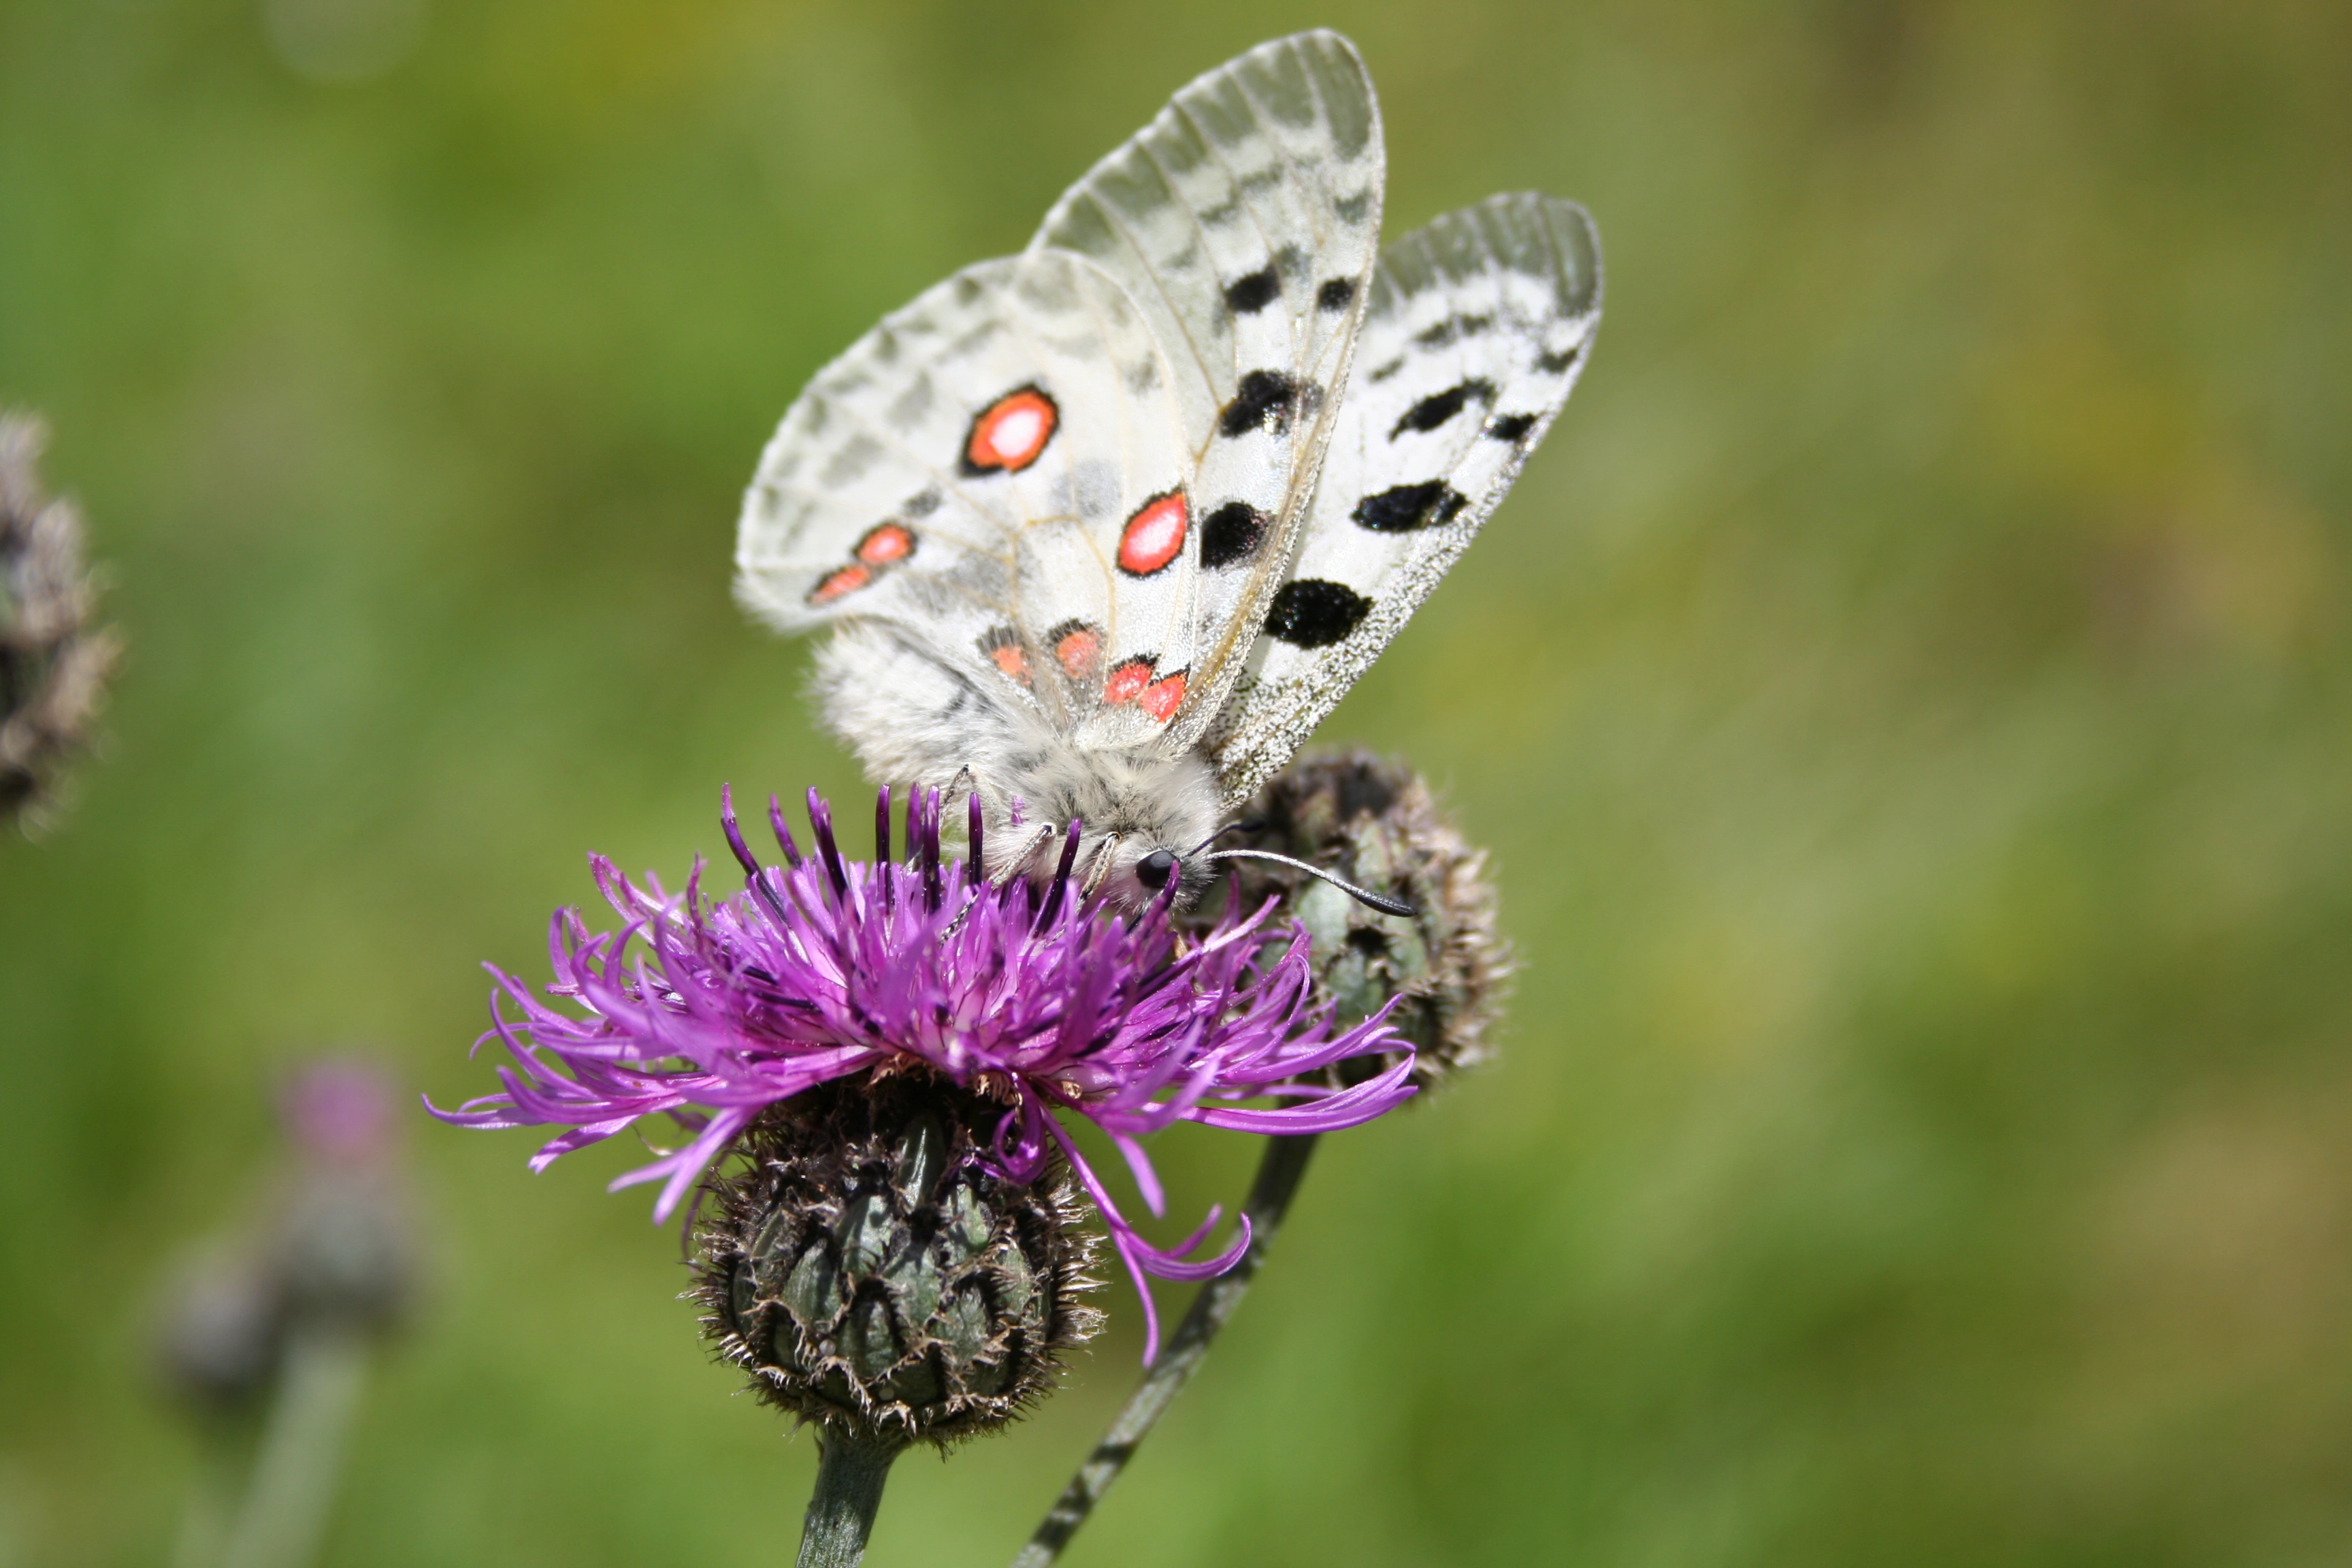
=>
[735,31,1601,909]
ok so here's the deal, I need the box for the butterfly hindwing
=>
[1205,193,1603,808]
[1030,30,1386,749]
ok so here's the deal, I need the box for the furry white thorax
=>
[814,622,1224,909]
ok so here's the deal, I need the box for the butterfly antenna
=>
[1189,819,1266,855]
[1203,849,1417,919]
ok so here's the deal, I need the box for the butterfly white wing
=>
[1028,29,1385,750]
[1205,193,1603,808]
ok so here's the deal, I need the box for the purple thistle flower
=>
[430,785,1417,1359]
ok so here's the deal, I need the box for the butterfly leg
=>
[1079,833,1125,899]
[990,823,1058,889]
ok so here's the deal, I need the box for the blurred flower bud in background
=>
[1,412,120,834]
[150,1058,421,1568]
[274,1061,419,1334]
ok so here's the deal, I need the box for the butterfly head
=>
[977,745,1222,911]
[1134,848,1181,892]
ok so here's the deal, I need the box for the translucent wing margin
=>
[1204,194,1603,808]
[1028,29,1386,751]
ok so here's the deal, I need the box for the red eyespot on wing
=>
[808,564,872,605]
[977,627,1031,686]
[1137,669,1188,722]
[1117,491,1188,577]
[1051,621,1102,679]
[855,523,915,565]
[964,387,1058,474]
[989,643,1030,684]
[1102,657,1154,705]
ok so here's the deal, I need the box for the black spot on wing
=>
[1224,266,1280,314]
[903,488,943,517]
[1352,481,1469,533]
[1485,413,1537,442]
[1316,278,1355,311]
[1366,357,1405,383]
[1390,378,1497,440]
[1535,344,1584,375]
[1413,313,1494,350]
[1219,370,1301,438]
[1200,502,1270,568]
[1264,579,1371,648]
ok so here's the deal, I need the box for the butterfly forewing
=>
[1205,193,1603,808]
[736,250,1192,738]
[1028,29,1386,749]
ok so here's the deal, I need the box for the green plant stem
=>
[1009,1132,1320,1568]
[167,1426,245,1568]
[796,1425,906,1568]
[218,1327,370,1568]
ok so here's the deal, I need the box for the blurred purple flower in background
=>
[154,1057,419,1568]
[432,785,1417,1356]
[283,1060,399,1166]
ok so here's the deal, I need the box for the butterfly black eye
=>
[1135,850,1178,889]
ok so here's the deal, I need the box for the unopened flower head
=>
[433,785,1418,1359]
[693,1073,1102,1446]
[1,412,120,830]
[1212,751,1510,1089]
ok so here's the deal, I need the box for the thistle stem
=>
[797,1425,905,1568]
[218,1327,370,1568]
[1009,1132,1320,1568]
[167,1426,244,1568]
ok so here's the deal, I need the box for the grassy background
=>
[5,0,2351,1563]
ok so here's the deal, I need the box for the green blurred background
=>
[5,0,2351,1563]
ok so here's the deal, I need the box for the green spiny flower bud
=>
[692,1073,1101,1448]
[1,412,120,832]
[1213,750,1509,1089]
